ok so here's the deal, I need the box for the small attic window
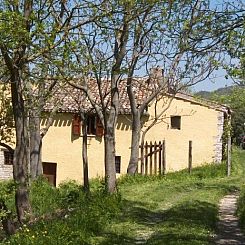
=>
[171,116,181,130]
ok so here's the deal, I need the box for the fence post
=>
[158,141,162,174]
[162,140,166,175]
[140,143,144,175]
[227,136,231,177]
[188,140,192,174]
[145,141,148,175]
[154,141,157,175]
[149,141,153,175]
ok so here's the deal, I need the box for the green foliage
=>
[57,180,85,208]
[0,180,15,220]
[1,178,122,245]
[1,148,245,244]
[211,87,245,144]
[119,162,227,187]
[223,16,244,86]
[30,177,60,216]
[237,188,245,228]
[0,153,245,245]
[0,11,29,49]
[2,151,245,245]
[234,149,245,230]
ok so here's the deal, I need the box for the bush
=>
[2,179,122,245]
[0,180,16,220]
[58,180,85,208]
[237,186,245,229]
[30,177,60,216]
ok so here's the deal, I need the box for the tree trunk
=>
[127,111,141,174]
[11,76,32,224]
[104,128,117,193]
[30,110,43,180]
[82,114,89,192]
[102,68,120,192]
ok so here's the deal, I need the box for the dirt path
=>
[214,192,245,245]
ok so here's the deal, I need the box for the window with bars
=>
[4,150,14,165]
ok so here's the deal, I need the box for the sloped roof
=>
[44,77,229,114]
[44,77,159,114]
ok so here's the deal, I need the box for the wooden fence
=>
[138,140,166,175]
[139,140,193,175]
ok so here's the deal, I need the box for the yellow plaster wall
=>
[143,96,221,172]
[42,113,84,185]
[115,115,132,174]
[41,96,223,185]
[41,113,133,184]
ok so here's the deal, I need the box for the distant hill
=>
[195,86,234,99]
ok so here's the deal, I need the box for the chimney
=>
[149,66,163,82]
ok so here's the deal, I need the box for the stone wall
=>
[0,148,13,180]
[214,111,224,163]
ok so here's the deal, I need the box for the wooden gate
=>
[139,140,166,175]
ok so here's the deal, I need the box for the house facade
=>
[0,83,229,186]
[40,92,227,185]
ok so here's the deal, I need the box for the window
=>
[87,115,96,135]
[87,115,104,137]
[115,156,121,174]
[4,150,14,165]
[171,116,181,130]
[72,114,104,137]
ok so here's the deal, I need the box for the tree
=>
[211,87,245,145]
[65,1,135,193]
[66,0,238,182]
[225,26,244,86]
[125,0,239,174]
[0,0,98,225]
[219,0,245,86]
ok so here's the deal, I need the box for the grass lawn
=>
[1,148,245,244]
[92,148,245,245]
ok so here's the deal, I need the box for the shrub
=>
[0,180,16,220]
[58,180,85,208]
[2,180,122,245]
[237,186,245,229]
[30,177,60,216]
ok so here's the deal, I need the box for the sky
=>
[191,0,240,92]
[192,68,234,92]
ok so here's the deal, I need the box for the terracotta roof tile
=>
[44,77,229,114]
[44,77,156,114]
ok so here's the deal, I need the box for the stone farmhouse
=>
[0,77,230,186]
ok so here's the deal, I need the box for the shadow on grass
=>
[98,200,218,245]
[97,233,137,245]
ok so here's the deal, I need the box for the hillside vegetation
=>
[195,86,235,99]
[1,148,245,245]
[196,86,245,144]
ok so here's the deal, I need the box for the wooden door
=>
[42,162,57,186]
